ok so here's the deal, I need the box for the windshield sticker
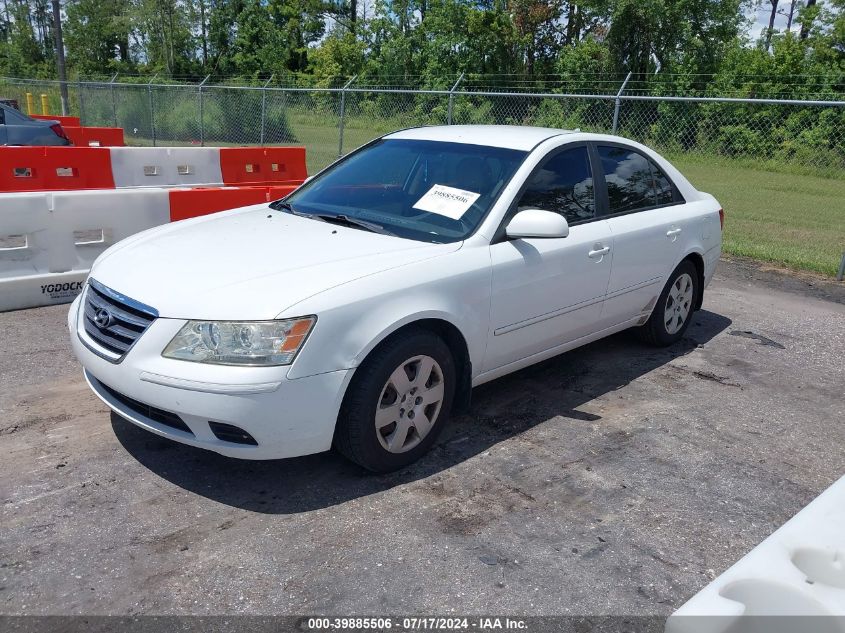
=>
[413,184,481,220]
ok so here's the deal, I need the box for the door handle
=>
[588,245,610,259]
[666,228,682,238]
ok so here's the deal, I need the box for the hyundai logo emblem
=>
[93,308,114,329]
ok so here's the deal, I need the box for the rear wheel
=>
[636,260,699,346]
[334,329,455,472]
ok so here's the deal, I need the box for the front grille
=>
[83,278,157,360]
[97,379,194,435]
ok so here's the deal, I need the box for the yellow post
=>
[25,92,34,115]
[40,94,49,115]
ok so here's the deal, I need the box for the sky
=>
[748,1,799,40]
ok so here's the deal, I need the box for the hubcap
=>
[375,355,444,454]
[664,272,694,335]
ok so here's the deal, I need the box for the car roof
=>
[384,125,576,151]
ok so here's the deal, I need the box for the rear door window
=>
[597,145,679,214]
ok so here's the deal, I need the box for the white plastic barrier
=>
[51,189,170,271]
[0,192,67,277]
[666,475,845,633]
[0,189,170,311]
[109,147,224,189]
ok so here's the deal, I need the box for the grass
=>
[125,111,398,174]
[670,154,845,277]
[285,110,408,173]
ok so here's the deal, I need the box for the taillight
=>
[50,123,70,142]
[718,208,724,231]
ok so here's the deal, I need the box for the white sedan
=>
[68,126,723,472]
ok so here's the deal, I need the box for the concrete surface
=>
[1,256,844,616]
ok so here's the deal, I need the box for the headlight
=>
[162,317,315,366]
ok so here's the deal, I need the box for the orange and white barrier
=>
[0,144,307,310]
[30,114,81,126]
[0,184,301,311]
[168,184,298,221]
[1,189,169,311]
[0,145,306,192]
[63,126,125,147]
[109,147,224,188]
[30,115,125,146]
[0,146,116,191]
[219,147,308,185]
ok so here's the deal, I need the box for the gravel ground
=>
[1,256,843,616]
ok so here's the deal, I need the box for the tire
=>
[334,329,456,472]
[636,260,699,347]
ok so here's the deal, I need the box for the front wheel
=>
[334,329,456,472]
[636,260,699,346]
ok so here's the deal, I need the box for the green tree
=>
[308,29,366,83]
[64,0,132,74]
[129,0,197,76]
[509,0,565,75]
[555,38,615,92]
[0,0,53,76]
[267,0,326,73]
[606,0,748,79]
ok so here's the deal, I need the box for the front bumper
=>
[68,294,352,460]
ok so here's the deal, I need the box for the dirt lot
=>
[1,257,844,616]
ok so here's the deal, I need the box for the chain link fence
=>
[1,76,843,177]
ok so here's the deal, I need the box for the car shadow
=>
[112,309,732,514]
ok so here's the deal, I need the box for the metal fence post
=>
[260,74,274,145]
[337,75,357,158]
[612,71,632,134]
[838,252,845,281]
[447,72,464,125]
[77,78,85,124]
[59,80,68,116]
[147,75,157,147]
[109,73,118,127]
[198,75,210,146]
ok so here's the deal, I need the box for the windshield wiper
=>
[269,200,292,212]
[310,213,396,237]
[269,200,325,221]
[271,202,395,236]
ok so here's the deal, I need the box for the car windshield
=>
[274,139,527,243]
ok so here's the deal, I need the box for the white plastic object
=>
[667,475,845,633]
[0,189,170,311]
[109,147,224,188]
[51,189,170,271]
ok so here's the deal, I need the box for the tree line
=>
[0,0,842,97]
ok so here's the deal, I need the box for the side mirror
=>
[505,209,569,239]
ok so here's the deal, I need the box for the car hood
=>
[90,204,461,320]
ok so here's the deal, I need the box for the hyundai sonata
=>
[68,126,723,472]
